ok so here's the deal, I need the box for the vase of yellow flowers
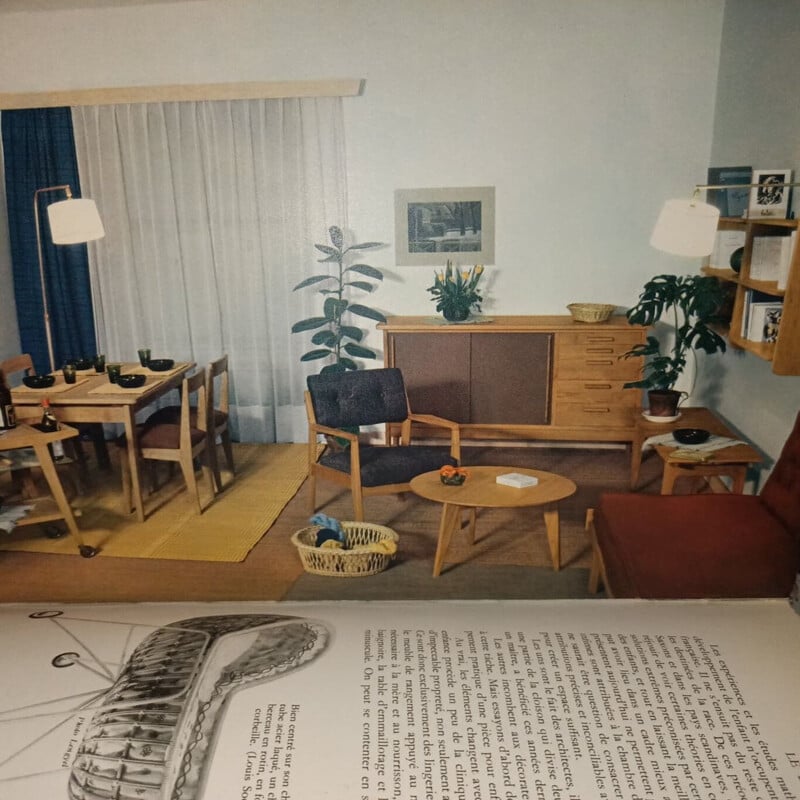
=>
[427,260,485,322]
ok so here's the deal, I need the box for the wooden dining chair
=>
[144,355,234,493]
[120,368,215,514]
[205,355,234,492]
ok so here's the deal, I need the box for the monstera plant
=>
[621,274,727,415]
[291,226,386,374]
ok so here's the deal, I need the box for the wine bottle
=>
[0,370,16,430]
[40,398,65,460]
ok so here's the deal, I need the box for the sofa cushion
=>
[595,493,800,599]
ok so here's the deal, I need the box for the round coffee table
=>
[410,466,577,577]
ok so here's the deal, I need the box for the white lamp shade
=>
[47,197,105,244]
[649,198,720,257]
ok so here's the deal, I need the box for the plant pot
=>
[647,389,688,417]
[443,307,470,322]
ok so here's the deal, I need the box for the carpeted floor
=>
[0,442,662,603]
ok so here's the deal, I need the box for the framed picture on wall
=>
[706,165,751,218]
[394,186,495,266]
[748,169,793,218]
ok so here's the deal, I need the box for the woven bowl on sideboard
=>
[567,303,616,323]
[291,522,399,577]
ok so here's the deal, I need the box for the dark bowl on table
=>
[116,373,147,389]
[70,358,94,370]
[672,428,710,445]
[146,358,175,372]
[22,374,55,389]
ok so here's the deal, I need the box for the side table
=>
[630,407,762,494]
[0,423,98,557]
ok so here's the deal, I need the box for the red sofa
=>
[590,411,800,598]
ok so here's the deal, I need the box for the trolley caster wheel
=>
[44,525,68,539]
[79,545,99,558]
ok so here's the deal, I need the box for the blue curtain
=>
[2,108,97,374]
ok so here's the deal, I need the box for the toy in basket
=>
[291,516,399,577]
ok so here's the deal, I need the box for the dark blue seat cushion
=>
[320,445,456,487]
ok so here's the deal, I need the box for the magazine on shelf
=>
[747,300,783,342]
[741,288,782,339]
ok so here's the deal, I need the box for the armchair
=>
[305,368,461,520]
[589,410,800,598]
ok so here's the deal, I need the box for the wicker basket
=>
[567,303,616,323]
[291,522,399,577]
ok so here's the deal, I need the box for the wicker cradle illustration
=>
[64,613,329,800]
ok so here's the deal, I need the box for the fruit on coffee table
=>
[440,464,469,485]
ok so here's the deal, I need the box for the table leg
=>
[31,442,97,557]
[432,503,462,577]
[543,507,561,571]
[122,409,146,523]
[630,436,643,488]
[660,463,678,495]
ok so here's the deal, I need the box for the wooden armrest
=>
[309,423,360,443]
[407,413,459,432]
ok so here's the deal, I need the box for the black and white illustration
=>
[749,169,793,218]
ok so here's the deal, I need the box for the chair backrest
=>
[760,410,800,538]
[0,354,35,387]
[307,368,410,429]
[206,354,230,420]
[180,368,208,444]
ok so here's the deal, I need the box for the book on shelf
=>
[708,230,745,271]
[749,235,791,282]
[777,230,797,291]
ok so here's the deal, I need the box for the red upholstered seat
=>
[591,410,800,599]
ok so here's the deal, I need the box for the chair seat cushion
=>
[138,423,206,450]
[595,493,800,599]
[319,445,456,487]
[146,406,227,427]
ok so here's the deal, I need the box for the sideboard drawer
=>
[553,380,639,404]
[556,349,641,380]
[558,330,644,348]
[551,401,635,428]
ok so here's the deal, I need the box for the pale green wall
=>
[698,0,800,469]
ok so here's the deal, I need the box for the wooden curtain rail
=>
[0,78,364,110]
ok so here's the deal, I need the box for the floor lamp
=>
[34,185,105,373]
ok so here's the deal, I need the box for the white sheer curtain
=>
[72,98,347,443]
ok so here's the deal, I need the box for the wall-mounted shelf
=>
[703,216,799,375]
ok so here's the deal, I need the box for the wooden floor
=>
[0,443,666,604]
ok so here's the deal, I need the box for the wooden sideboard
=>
[380,315,646,443]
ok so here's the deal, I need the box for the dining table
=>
[11,361,195,523]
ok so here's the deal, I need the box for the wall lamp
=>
[34,185,105,372]
[651,181,799,258]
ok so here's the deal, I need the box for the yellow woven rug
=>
[0,444,309,561]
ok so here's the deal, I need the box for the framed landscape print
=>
[394,186,495,266]
[706,165,751,218]
[748,169,793,218]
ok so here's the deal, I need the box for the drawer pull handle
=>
[585,336,615,343]
[583,407,610,413]
[585,383,612,390]
[586,347,614,354]
[586,359,614,366]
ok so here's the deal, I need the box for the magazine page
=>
[0,599,798,800]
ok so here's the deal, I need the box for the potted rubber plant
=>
[621,274,727,416]
[291,226,386,374]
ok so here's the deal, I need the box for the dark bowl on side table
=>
[672,428,710,445]
[147,358,175,372]
[116,374,147,389]
[22,374,55,389]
